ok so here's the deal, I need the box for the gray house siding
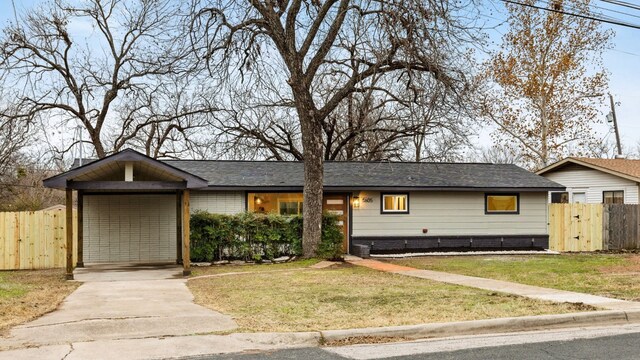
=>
[542,164,640,204]
[350,191,549,253]
[83,194,177,263]
[190,191,245,214]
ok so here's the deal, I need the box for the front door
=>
[323,194,349,253]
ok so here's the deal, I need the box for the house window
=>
[247,193,304,216]
[603,191,624,204]
[279,201,303,216]
[551,192,569,204]
[381,193,409,214]
[485,194,519,214]
[572,192,586,204]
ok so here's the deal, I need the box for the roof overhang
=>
[204,186,564,192]
[43,149,208,190]
[536,158,640,183]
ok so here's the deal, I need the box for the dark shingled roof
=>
[162,160,564,191]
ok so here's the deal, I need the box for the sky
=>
[1,0,639,156]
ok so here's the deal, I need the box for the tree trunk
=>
[299,111,324,258]
[92,133,107,159]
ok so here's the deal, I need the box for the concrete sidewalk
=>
[0,332,320,360]
[347,258,640,311]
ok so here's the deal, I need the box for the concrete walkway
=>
[347,258,640,311]
[0,263,238,350]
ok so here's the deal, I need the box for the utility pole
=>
[608,93,623,157]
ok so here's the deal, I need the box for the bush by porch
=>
[189,211,343,262]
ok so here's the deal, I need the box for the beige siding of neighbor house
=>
[351,191,548,237]
[190,191,245,214]
[84,194,177,263]
[543,164,640,204]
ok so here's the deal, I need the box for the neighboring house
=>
[537,157,640,204]
[43,149,563,277]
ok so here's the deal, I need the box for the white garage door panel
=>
[84,195,177,263]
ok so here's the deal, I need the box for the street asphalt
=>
[175,327,640,360]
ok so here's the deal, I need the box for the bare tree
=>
[0,115,30,181]
[0,0,218,159]
[472,145,523,165]
[0,157,66,211]
[191,0,480,255]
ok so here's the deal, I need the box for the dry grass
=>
[190,258,320,277]
[188,263,593,332]
[385,254,640,301]
[0,269,79,335]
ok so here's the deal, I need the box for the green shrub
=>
[189,211,342,261]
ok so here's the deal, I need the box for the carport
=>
[43,149,208,279]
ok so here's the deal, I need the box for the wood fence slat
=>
[0,214,5,269]
[593,205,603,251]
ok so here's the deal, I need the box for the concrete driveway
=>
[0,263,237,349]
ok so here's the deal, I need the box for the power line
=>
[599,0,640,12]
[591,1,640,21]
[501,0,640,30]
[536,0,632,27]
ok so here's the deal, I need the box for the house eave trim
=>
[202,185,564,192]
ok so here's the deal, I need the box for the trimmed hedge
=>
[190,211,344,261]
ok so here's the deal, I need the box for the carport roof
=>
[43,149,209,190]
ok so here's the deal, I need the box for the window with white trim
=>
[381,193,409,214]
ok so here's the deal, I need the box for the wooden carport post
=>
[65,188,74,280]
[77,190,84,267]
[176,191,183,265]
[182,189,191,276]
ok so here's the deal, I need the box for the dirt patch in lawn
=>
[0,269,79,336]
[188,264,593,333]
[190,259,320,277]
[385,254,640,301]
[598,255,640,274]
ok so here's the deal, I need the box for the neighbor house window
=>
[572,192,586,204]
[551,192,569,204]
[603,191,624,204]
[485,194,519,214]
[248,193,304,216]
[381,193,409,214]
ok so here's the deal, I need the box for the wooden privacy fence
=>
[548,204,604,252]
[549,204,640,252]
[604,205,640,250]
[0,209,77,270]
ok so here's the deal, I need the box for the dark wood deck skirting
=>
[350,235,549,254]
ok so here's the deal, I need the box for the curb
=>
[320,310,640,343]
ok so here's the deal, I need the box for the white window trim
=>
[381,193,409,214]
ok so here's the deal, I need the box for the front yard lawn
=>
[0,269,79,335]
[187,263,593,332]
[384,254,640,301]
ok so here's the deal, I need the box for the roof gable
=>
[537,157,640,183]
[43,149,208,189]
